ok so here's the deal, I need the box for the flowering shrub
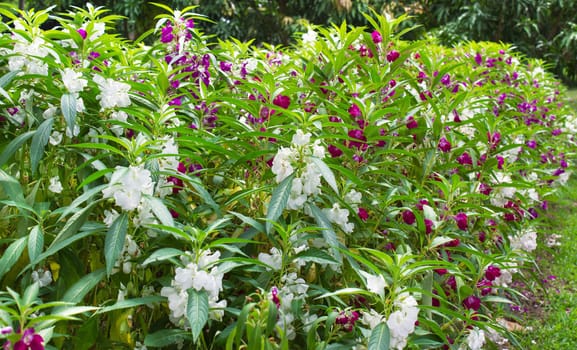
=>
[0,3,575,349]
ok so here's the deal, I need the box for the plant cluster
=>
[0,3,575,349]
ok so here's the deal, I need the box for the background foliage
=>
[7,0,577,86]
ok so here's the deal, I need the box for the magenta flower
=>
[485,265,502,281]
[348,103,362,118]
[386,50,400,62]
[437,137,451,153]
[526,140,537,149]
[220,61,233,72]
[424,218,433,234]
[273,94,290,109]
[406,116,418,129]
[454,212,468,230]
[457,152,472,165]
[161,25,174,43]
[328,144,343,158]
[487,131,501,148]
[440,73,451,86]
[402,209,416,225]
[462,295,481,311]
[358,208,369,221]
[371,30,382,44]
[14,328,44,350]
[415,199,429,210]
[271,286,280,308]
[478,183,492,195]
[77,28,87,40]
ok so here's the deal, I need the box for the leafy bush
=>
[0,3,575,349]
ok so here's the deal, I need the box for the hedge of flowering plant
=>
[0,3,575,349]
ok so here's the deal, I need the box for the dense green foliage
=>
[8,0,577,86]
[0,3,576,349]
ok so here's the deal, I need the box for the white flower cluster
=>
[31,268,52,287]
[460,327,485,350]
[48,176,63,194]
[160,250,227,326]
[271,130,326,210]
[322,203,354,233]
[93,74,131,110]
[8,21,51,75]
[102,165,154,211]
[510,228,537,253]
[489,172,516,207]
[387,292,419,350]
[272,272,309,340]
[360,292,419,350]
[258,247,283,271]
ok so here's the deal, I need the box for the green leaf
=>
[0,131,35,168]
[0,237,27,281]
[186,288,209,343]
[28,225,44,265]
[50,201,98,250]
[368,323,390,350]
[143,195,174,227]
[141,248,183,266]
[33,227,103,267]
[30,117,54,175]
[0,70,18,89]
[104,212,128,276]
[61,93,77,134]
[266,173,294,234]
[310,157,339,194]
[61,269,106,304]
[144,329,191,347]
[307,203,342,262]
[293,248,338,265]
[189,177,221,216]
[0,168,27,203]
[98,296,164,313]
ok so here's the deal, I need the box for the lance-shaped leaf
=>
[310,156,339,194]
[368,323,390,350]
[104,212,128,276]
[186,288,209,343]
[28,225,44,265]
[0,237,27,281]
[266,173,294,234]
[30,117,53,175]
[307,203,343,262]
[61,93,77,135]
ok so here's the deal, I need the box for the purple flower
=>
[371,30,382,44]
[457,152,472,165]
[440,73,451,86]
[526,140,537,149]
[402,209,416,225]
[273,94,290,109]
[328,144,343,158]
[271,286,280,308]
[161,24,174,43]
[186,19,195,29]
[485,265,501,281]
[462,295,481,311]
[424,218,433,234]
[437,137,451,153]
[552,128,562,136]
[348,103,362,118]
[14,328,44,350]
[406,116,418,129]
[386,50,400,62]
[88,51,100,60]
[219,61,233,72]
[496,155,504,169]
[478,183,492,195]
[77,28,87,40]
[475,53,483,66]
[358,208,369,221]
[454,212,468,230]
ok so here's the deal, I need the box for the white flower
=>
[61,68,88,94]
[48,176,63,194]
[93,74,131,110]
[271,147,297,183]
[361,309,385,330]
[323,203,354,233]
[345,189,362,206]
[31,269,52,287]
[386,292,419,350]
[49,131,63,146]
[109,110,128,136]
[258,247,283,271]
[464,327,485,350]
[510,228,537,252]
[292,129,311,146]
[103,209,120,227]
[302,29,318,45]
[43,105,58,119]
[102,165,154,211]
[65,124,80,138]
[359,270,387,298]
